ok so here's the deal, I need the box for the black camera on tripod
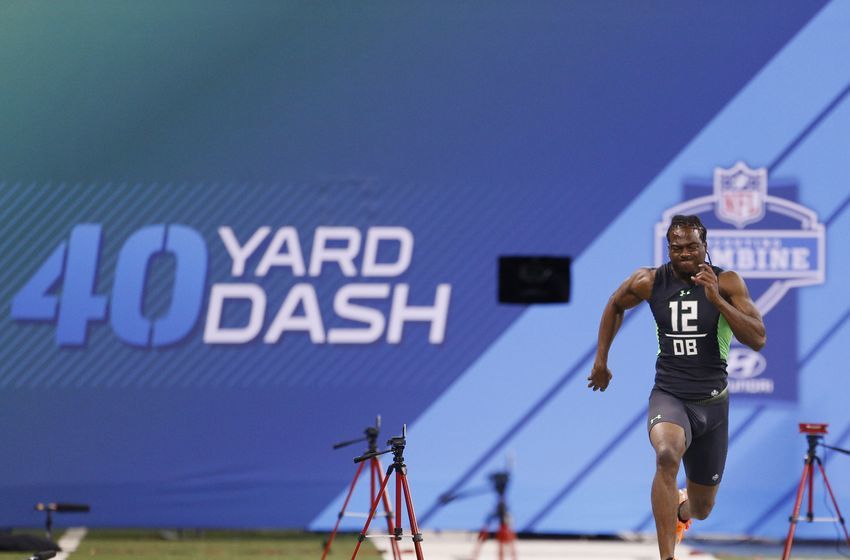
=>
[387,434,406,449]
[489,472,509,495]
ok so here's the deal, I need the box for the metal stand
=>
[351,425,425,560]
[470,472,517,560]
[33,503,90,540]
[436,456,518,560]
[782,432,850,559]
[322,417,401,560]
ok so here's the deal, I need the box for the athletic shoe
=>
[675,488,691,544]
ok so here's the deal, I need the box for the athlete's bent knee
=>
[689,496,715,520]
[654,445,683,473]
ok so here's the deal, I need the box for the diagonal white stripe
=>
[52,527,87,560]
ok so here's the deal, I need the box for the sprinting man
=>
[587,214,766,560]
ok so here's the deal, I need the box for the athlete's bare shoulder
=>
[717,269,755,301]
[626,266,655,301]
[634,266,656,282]
[717,268,742,285]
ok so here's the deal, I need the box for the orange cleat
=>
[675,488,691,544]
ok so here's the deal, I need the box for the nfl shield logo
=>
[713,161,767,228]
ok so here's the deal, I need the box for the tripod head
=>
[799,422,828,435]
[796,422,850,459]
[489,471,510,497]
[798,423,828,461]
[34,502,90,540]
[798,422,850,456]
[438,452,514,505]
[333,415,382,453]
[387,424,407,450]
[438,468,512,505]
[353,424,407,465]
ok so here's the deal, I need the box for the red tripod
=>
[322,417,401,560]
[470,472,517,560]
[782,423,850,560]
[351,425,425,560]
[437,467,517,560]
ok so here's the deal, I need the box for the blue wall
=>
[1,0,848,539]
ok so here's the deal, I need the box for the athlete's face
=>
[668,226,706,280]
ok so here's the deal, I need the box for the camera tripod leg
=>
[816,461,850,546]
[352,465,395,560]
[471,517,491,560]
[507,534,518,560]
[782,460,812,560]
[497,517,517,560]
[400,472,425,560]
[45,511,53,541]
[322,461,367,560]
[807,458,816,520]
[373,458,402,560]
[396,468,403,539]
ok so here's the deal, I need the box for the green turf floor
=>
[0,530,382,560]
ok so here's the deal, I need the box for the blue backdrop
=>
[1,0,848,540]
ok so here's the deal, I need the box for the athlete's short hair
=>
[666,214,707,244]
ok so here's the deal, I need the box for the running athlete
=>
[587,214,766,560]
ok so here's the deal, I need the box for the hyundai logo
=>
[726,348,767,379]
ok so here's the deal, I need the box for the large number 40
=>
[11,224,207,347]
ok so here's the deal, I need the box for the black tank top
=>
[647,262,732,400]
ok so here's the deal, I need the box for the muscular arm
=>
[588,268,653,391]
[716,270,766,351]
[693,265,766,351]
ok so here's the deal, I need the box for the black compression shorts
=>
[647,387,729,486]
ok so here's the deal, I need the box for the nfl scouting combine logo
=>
[654,161,825,402]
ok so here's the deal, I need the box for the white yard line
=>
[379,531,718,560]
[53,527,87,560]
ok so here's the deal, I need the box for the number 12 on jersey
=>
[669,301,697,332]
[669,300,698,356]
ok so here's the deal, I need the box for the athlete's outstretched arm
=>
[692,264,766,351]
[588,268,653,392]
